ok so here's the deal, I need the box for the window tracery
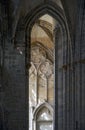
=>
[29,45,54,106]
[29,44,54,130]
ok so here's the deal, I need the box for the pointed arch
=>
[13,1,73,130]
[24,1,72,70]
[33,102,53,120]
[24,2,72,130]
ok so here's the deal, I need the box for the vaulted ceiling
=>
[31,14,55,54]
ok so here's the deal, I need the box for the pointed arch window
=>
[29,44,54,106]
[33,102,53,130]
[29,13,55,130]
[13,1,71,130]
[36,107,53,130]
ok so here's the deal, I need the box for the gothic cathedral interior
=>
[0,0,85,130]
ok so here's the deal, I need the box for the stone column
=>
[75,0,85,130]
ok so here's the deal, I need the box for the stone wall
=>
[0,0,85,130]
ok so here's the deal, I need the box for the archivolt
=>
[23,1,72,68]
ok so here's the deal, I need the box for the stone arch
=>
[32,102,53,130]
[14,1,73,130]
[33,102,53,120]
[14,1,72,56]
[24,1,73,130]
[23,1,72,68]
[14,1,73,66]
[24,2,72,130]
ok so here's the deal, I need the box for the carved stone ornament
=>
[31,47,46,64]
[39,59,53,77]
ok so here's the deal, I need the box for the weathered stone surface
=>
[0,0,85,130]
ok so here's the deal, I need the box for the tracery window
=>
[29,14,55,130]
[29,44,54,130]
[29,45,54,105]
